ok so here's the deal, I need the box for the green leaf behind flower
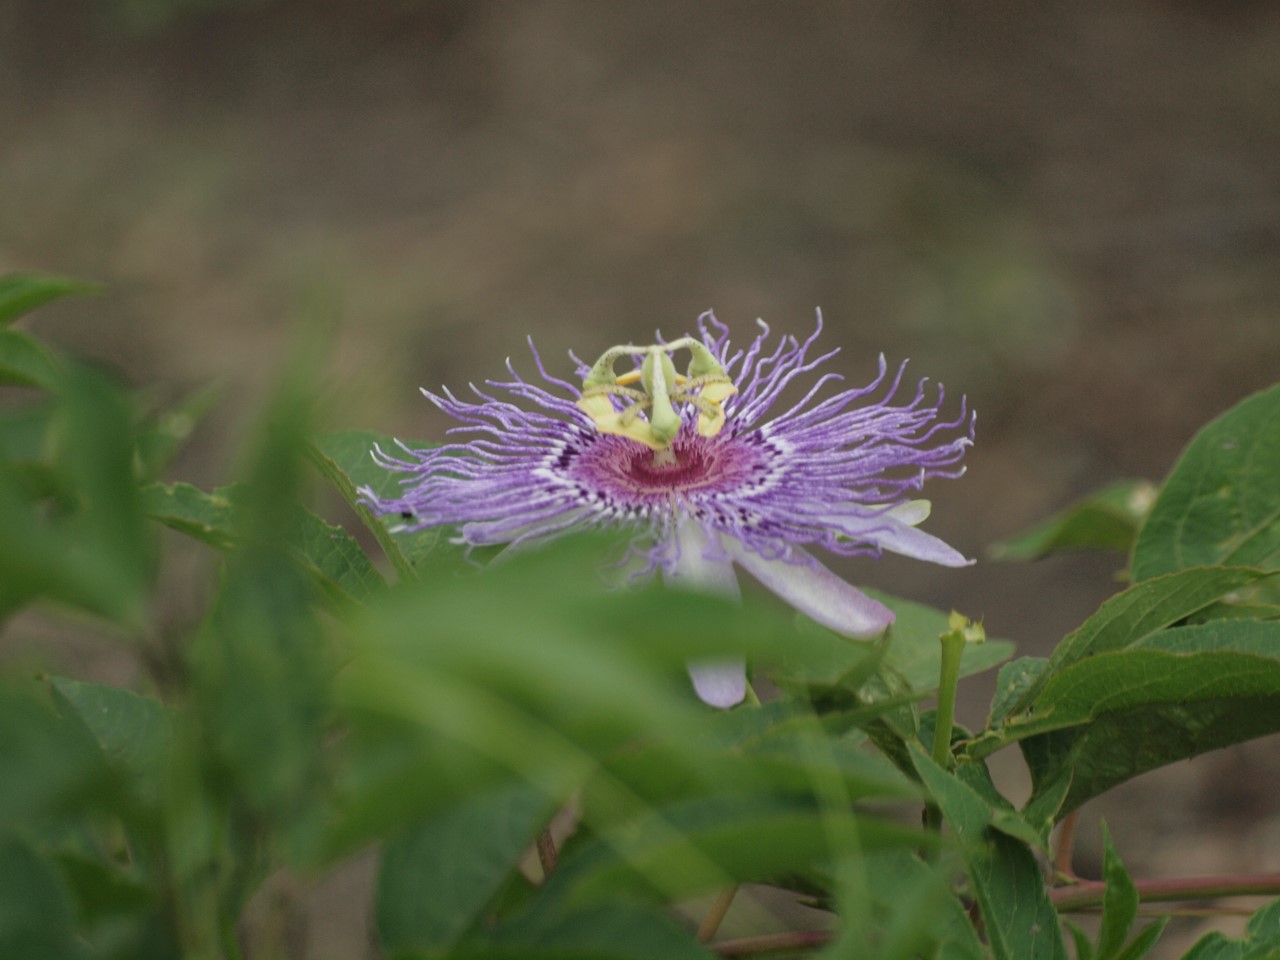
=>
[1133,383,1280,580]
[308,429,443,580]
[0,272,101,328]
[990,480,1155,561]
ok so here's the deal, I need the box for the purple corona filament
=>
[363,311,975,708]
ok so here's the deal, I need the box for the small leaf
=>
[1096,825,1137,960]
[1134,383,1280,579]
[991,480,1155,561]
[1112,919,1167,960]
[48,677,170,803]
[0,272,101,327]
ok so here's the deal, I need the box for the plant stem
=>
[923,628,966,838]
[1052,872,1280,912]
[535,828,558,878]
[930,630,965,768]
[696,680,760,942]
[1054,810,1079,878]
[697,885,741,942]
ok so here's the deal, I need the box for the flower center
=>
[574,338,738,450]
[624,444,715,491]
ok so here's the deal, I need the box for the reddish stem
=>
[1052,873,1280,912]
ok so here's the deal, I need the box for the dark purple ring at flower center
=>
[565,429,772,512]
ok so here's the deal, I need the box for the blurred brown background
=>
[3,1,1279,954]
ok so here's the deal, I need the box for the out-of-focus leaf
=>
[0,328,60,388]
[909,746,1068,960]
[49,677,170,804]
[54,362,152,624]
[0,363,151,624]
[308,430,441,580]
[134,382,222,481]
[53,852,153,933]
[462,903,715,960]
[1134,384,1280,580]
[329,536,902,855]
[856,851,987,960]
[376,783,555,953]
[555,793,926,905]
[140,482,237,549]
[0,272,101,327]
[0,836,86,960]
[990,480,1155,561]
[0,681,109,826]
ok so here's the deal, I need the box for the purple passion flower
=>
[365,312,974,708]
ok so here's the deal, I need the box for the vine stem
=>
[699,874,1280,956]
[697,886,742,942]
[1052,873,1280,912]
[696,679,760,942]
[535,828,558,878]
[1054,810,1080,878]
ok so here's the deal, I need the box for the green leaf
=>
[990,480,1155,561]
[1134,383,1280,580]
[0,272,101,327]
[48,677,170,803]
[0,363,152,624]
[376,783,555,952]
[0,681,109,826]
[140,481,237,549]
[0,836,86,959]
[1096,826,1138,960]
[1003,620,1280,812]
[557,793,925,905]
[141,482,385,603]
[988,657,1049,726]
[1112,920,1167,960]
[1181,897,1280,959]
[308,430,442,580]
[993,566,1273,720]
[909,745,1068,960]
[0,328,60,388]
[863,851,987,960]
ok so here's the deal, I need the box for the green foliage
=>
[990,480,1155,561]
[1134,383,1280,579]
[4,270,1280,958]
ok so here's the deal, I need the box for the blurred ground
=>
[3,1,1280,955]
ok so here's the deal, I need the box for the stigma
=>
[575,337,738,451]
